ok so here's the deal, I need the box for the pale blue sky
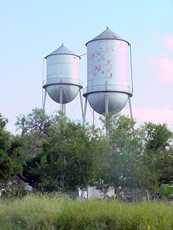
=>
[0,0,173,132]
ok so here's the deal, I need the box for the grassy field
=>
[0,195,172,230]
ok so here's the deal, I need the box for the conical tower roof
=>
[45,43,80,58]
[86,27,129,46]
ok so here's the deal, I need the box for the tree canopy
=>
[0,108,172,196]
[0,114,23,182]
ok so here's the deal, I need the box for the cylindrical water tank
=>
[43,44,81,104]
[84,27,132,114]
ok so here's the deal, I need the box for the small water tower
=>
[42,44,83,115]
[83,27,133,124]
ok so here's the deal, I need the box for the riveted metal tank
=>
[84,27,132,114]
[43,44,81,104]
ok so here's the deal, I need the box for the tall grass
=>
[0,195,172,229]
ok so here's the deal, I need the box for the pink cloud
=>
[134,107,173,124]
[164,35,173,51]
[150,56,173,83]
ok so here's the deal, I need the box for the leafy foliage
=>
[21,113,108,192]
[1,108,173,197]
[0,114,23,182]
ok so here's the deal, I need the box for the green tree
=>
[16,109,173,195]
[16,108,56,160]
[23,114,108,192]
[139,123,173,191]
[142,123,172,151]
[0,114,23,182]
[101,115,142,191]
[16,108,52,136]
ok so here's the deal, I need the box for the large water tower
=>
[42,43,83,116]
[83,27,133,124]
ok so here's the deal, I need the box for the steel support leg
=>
[83,97,88,126]
[42,89,47,112]
[92,109,95,129]
[62,104,66,116]
[79,89,85,126]
[60,87,63,114]
[128,96,133,120]
[105,94,109,137]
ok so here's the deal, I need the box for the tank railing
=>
[79,53,86,57]
[42,79,46,86]
[42,77,82,86]
[83,82,132,95]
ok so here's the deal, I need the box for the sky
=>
[0,0,173,133]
